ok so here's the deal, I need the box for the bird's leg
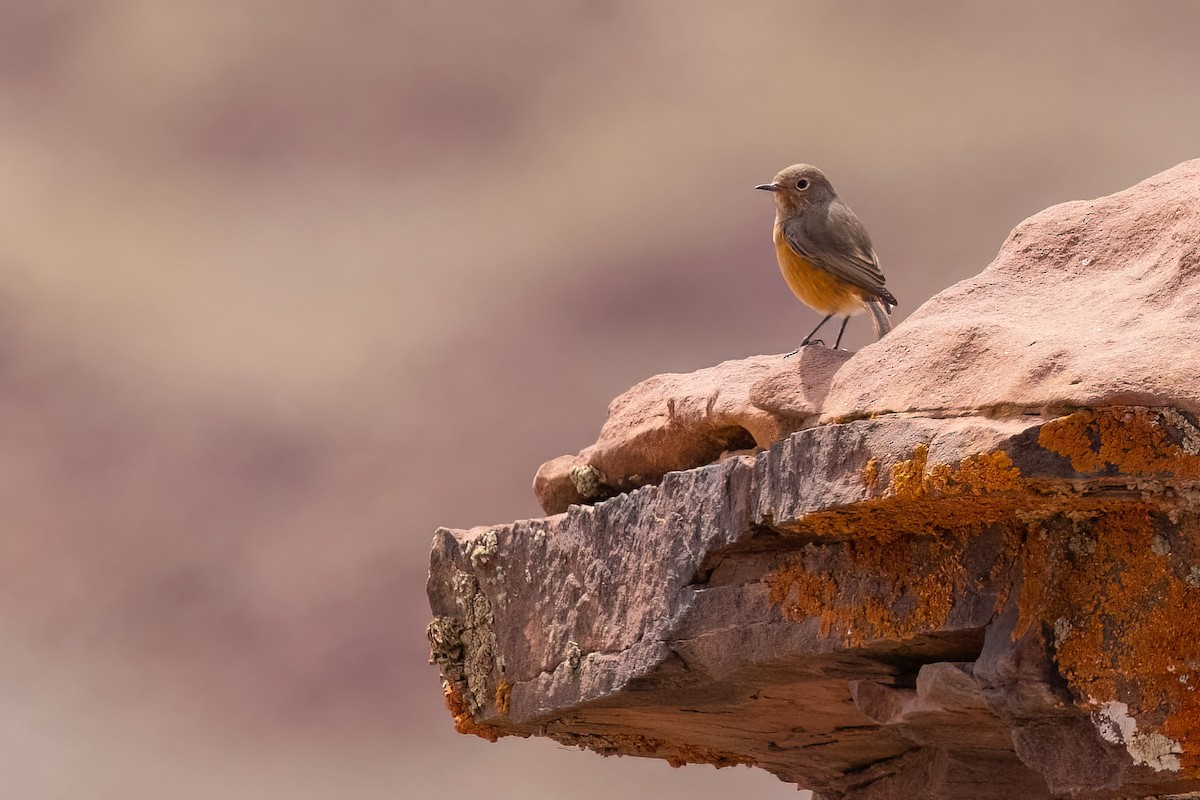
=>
[786,314,834,358]
[833,316,851,349]
[787,314,835,357]
[801,314,834,346]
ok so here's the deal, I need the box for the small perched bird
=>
[756,164,896,353]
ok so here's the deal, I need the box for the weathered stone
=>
[822,159,1200,420]
[428,162,1200,799]
[533,348,850,514]
[533,160,1200,513]
[431,406,1200,797]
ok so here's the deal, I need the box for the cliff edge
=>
[426,160,1200,799]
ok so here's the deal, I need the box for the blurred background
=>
[1,1,1198,797]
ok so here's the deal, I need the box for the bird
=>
[756,164,896,354]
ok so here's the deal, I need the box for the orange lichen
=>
[443,681,504,742]
[1017,504,1200,773]
[890,445,1024,500]
[927,450,1025,495]
[778,450,1029,546]
[765,523,972,646]
[1039,407,1200,477]
[888,443,931,500]
[767,562,839,635]
[765,444,1030,645]
[495,679,512,716]
[861,457,879,491]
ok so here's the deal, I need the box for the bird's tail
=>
[867,300,893,340]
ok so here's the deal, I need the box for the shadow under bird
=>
[757,164,897,353]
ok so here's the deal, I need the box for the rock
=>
[822,159,1200,420]
[533,347,850,514]
[531,454,589,513]
[429,162,1200,799]
[535,160,1200,516]
[431,409,1200,798]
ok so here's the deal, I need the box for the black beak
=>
[755,183,778,192]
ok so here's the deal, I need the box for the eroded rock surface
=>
[428,162,1200,799]
[431,409,1200,798]
[534,160,1200,516]
[534,347,849,514]
[826,159,1200,419]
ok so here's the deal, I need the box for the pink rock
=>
[534,160,1200,514]
[532,347,850,515]
[823,159,1200,420]
[435,162,1200,799]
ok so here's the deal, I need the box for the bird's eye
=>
[796,178,810,190]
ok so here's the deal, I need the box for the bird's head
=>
[756,164,836,211]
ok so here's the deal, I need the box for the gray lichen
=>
[569,464,608,499]
[427,569,499,716]
[463,529,499,570]
[565,640,582,671]
[427,616,464,666]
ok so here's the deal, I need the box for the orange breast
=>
[773,225,865,316]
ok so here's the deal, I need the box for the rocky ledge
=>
[426,160,1200,799]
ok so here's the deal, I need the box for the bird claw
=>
[785,340,824,358]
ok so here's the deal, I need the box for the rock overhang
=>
[427,160,1200,799]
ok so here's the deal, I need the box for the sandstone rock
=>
[535,160,1200,517]
[533,346,850,515]
[429,162,1200,799]
[431,408,1200,798]
[822,159,1200,420]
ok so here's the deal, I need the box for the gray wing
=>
[781,200,896,306]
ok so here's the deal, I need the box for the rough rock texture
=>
[427,161,1200,799]
[534,348,850,514]
[821,159,1200,420]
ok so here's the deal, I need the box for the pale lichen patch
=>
[1095,700,1183,771]
[463,529,499,570]
[569,464,608,499]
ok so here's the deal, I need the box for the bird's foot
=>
[785,340,824,358]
